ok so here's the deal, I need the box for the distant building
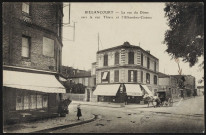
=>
[93,42,159,104]
[171,75,196,97]
[60,64,96,102]
[3,2,65,124]
[158,72,179,99]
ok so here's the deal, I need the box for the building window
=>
[128,70,137,82]
[141,71,143,82]
[154,61,156,72]
[114,70,119,82]
[128,52,134,64]
[141,53,143,66]
[101,71,110,83]
[37,95,43,109]
[115,52,119,65]
[154,75,157,85]
[16,96,23,110]
[22,36,30,58]
[43,37,54,57]
[146,73,150,84]
[147,57,150,69]
[22,2,30,14]
[94,78,96,85]
[30,94,37,109]
[104,54,108,66]
[43,95,48,108]
[24,94,30,110]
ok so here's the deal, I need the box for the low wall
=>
[62,93,86,101]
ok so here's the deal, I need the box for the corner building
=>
[94,42,159,103]
[3,2,65,124]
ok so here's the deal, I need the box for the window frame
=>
[22,2,30,15]
[128,51,134,64]
[146,73,150,84]
[115,52,119,65]
[21,36,31,58]
[141,53,143,66]
[154,75,157,85]
[103,54,108,66]
[43,37,55,58]
[128,70,137,82]
[147,57,150,69]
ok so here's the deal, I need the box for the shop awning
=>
[125,84,143,96]
[3,70,66,93]
[93,84,120,96]
[141,85,153,96]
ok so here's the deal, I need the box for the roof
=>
[158,72,170,78]
[68,71,91,78]
[97,42,158,60]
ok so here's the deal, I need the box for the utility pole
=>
[98,33,99,51]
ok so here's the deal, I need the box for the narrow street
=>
[51,96,204,133]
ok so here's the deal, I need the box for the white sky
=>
[62,2,204,86]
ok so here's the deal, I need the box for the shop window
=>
[115,52,119,65]
[22,36,30,58]
[37,95,43,109]
[114,70,119,82]
[22,2,30,14]
[128,51,134,64]
[16,96,23,110]
[43,37,54,57]
[104,54,108,66]
[31,95,37,109]
[24,95,30,110]
[43,96,48,108]
[146,73,150,84]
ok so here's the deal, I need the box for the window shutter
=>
[22,37,29,57]
[134,71,137,82]
[141,71,143,82]
[128,70,131,82]
[101,72,104,83]
[114,70,119,82]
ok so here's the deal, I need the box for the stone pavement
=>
[3,103,95,133]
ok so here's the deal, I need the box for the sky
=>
[62,2,204,86]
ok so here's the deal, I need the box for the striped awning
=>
[125,84,143,96]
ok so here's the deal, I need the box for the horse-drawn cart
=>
[156,91,173,107]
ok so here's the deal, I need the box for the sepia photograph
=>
[2,2,204,133]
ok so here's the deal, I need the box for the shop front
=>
[3,70,66,124]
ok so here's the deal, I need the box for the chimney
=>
[123,41,130,46]
[146,50,150,54]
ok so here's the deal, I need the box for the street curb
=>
[31,114,98,133]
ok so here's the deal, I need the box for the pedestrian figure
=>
[193,89,196,98]
[77,104,82,120]
[124,94,128,105]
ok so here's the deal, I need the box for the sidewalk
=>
[3,103,95,133]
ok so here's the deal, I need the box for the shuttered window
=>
[154,61,156,72]
[115,52,119,65]
[141,53,143,66]
[141,71,143,82]
[114,70,119,82]
[128,52,134,64]
[154,75,157,85]
[147,57,150,69]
